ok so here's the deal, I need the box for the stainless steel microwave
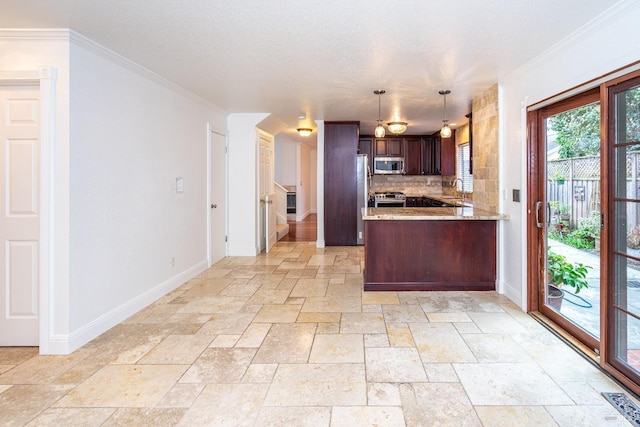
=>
[374,157,404,174]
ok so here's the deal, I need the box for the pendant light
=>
[374,89,386,138]
[439,89,452,138]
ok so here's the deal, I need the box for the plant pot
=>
[547,284,564,311]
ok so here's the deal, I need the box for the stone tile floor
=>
[0,242,636,426]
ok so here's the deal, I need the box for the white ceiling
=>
[0,0,621,142]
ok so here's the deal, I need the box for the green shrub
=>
[547,249,591,294]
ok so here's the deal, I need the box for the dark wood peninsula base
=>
[363,219,497,291]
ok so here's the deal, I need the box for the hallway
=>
[0,241,634,426]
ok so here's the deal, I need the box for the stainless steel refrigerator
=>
[356,154,369,245]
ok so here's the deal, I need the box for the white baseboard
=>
[44,260,209,354]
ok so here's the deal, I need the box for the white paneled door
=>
[259,132,276,253]
[209,129,227,265]
[0,85,40,346]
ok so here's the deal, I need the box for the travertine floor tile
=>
[253,323,316,363]
[264,363,366,406]
[474,406,557,427]
[1,242,633,427]
[55,365,187,407]
[102,408,186,427]
[365,347,427,382]
[255,406,331,427]
[309,334,364,363]
[253,304,302,323]
[301,296,362,313]
[195,312,256,335]
[0,385,75,426]
[180,348,255,383]
[362,292,400,305]
[454,362,574,405]
[410,322,477,363]
[382,304,428,322]
[340,312,386,334]
[399,382,481,426]
[177,383,269,426]
[138,335,213,364]
[25,407,115,427]
[331,406,406,427]
[367,382,402,406]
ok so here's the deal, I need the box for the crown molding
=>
[0,28,70,40]
[1,28,226,114]
[68,31,226,114]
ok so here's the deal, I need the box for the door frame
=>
[0,67,57,353]
[206,123,228,267]
[527,67,640,395]
[527,88,602,353]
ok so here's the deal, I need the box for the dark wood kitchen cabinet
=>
[374,137,403,157]
[440,130,456,176]
[358,137,373,172]
[325,121,359,246]
[404,137,422,175]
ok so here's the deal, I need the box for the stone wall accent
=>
[472,84,499,213]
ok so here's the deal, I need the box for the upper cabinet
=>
[375,137,404,157]
[440,131,456,176]
[361,132,455,176]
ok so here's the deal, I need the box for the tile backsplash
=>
[370,175,444,196]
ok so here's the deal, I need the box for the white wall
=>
[227,113,269,256]
[1,30,229,353]
[499,0,640,308]
[67,33,226,349]
[275,135,297,185]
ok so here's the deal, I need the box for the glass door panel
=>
[543,101,601,342]
[610,82,640,376]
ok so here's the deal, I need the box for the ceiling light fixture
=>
[374,89,386,138]
[439,89,452,138]
[297,128,313,137]
[387,121,408,135]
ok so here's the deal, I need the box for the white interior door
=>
[209,129,227,266]
[0,84,40,346]
[259,132,276,252]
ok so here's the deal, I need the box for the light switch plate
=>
[176,177,184,193]
[512,189,520,202]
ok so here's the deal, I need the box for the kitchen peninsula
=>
[362,205,507,291]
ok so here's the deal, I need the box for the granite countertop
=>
[362,206,508,221]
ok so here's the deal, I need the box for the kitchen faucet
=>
[452,178,465,204]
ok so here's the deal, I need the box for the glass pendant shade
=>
[440,122,452,138]
[373,90,386,138]
[439,89,452,138]
[387,122,407,135]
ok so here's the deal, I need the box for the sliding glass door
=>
[529,69,640,393]
[534,89,602,350]
[607,75,640,382]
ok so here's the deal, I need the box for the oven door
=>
[375,200,406,208]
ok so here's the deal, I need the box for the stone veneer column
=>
[471,84,499,213]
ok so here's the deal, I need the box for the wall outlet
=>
[169,257,175,268]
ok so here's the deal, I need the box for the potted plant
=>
[552,172,566,185]
[547,249,591,310]
[578,211,601,250]
[559,204,571,222]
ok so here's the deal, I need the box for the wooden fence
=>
[548,153,640,231]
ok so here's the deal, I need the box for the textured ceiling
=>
[0,0,621,142]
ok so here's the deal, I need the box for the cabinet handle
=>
[211,204,217,209]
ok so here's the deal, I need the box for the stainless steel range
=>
[374,191,406,208]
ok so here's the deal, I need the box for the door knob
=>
[211,204,217,209]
